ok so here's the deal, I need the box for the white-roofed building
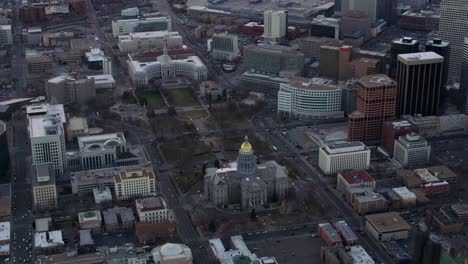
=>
[209,235,277,264]
[348,245,375,264]
[93,187,113,204]
[128,48,208,87]
[151,243,193,264]
[29,114,67,176]
[86,74,116,90]
[0,222,9,256]
[392,187,416,207]
[34,230,65,254]
[118,31,183,52]
[112,16,172,37]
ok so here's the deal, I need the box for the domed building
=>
[204,136,289,209]
[152,242,193,264]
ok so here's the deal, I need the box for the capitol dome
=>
[240,136,253,154]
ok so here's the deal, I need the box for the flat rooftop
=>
[359,74,395,87]
[136,196,167,212]
[323,141,368,155]
[120,30,180,40]
[78,132,126,152]
[398,52,444,64]
[451,204,468,215]
[29,115,63,138]
[365,212,410,234]
[339,170,374,184]
[287,78,338,91]
[31,163,55,186]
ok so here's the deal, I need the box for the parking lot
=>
[245,234,325,263]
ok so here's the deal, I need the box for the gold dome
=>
[239,136,253,153]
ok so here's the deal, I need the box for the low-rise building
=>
[136,196,174,224]
[394,133,431,168]
[152,243,193,264]
[277,78,344,120]
[318,142,370,175]
[450,204,468,222]
[78,210,102,234]
[392,187,416,208]
[427,165,458,186]
[348,245,375,264]
[117,207,135,230]
[421,181,450,197]
[336,170,375,194]
[118,31,183,52]
[0,25,12,45]
[78,229,95,254]
[334,221,358,246]
[318,223,342,246]
[32,163,58,210]
[114,164,157,200]
[0,184,11,218]
[35,218,52,232]
[66,117,89,142]
[111,16,172,37]
[353,193,388,214]
[0,222,10,256]
[92,187,113,204]
[429,207,464,234]
[34,230,65,255]
[200,81,224,100]
[102,209,118,233]
[365,212,410,241]
[401,115,440,138]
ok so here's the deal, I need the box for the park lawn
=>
[160,140,216,165]
[178,110,207,120]
[174,171,203,193]
[138,90,166,109]
[165,88,199,107]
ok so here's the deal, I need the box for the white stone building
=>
[114,164,157,200]
[318,142,370,175]
[394,133,431,168]
[278,78,343,120]
[118,31,183,52]
[136,196,174,223]
[112,16,172,37]
[262,10,287,40]
[152,243,193,264]
[204,137,289,210]
[127,46,208,87]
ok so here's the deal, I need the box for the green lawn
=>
[137,90,166,109]
[174,171,203,193]
[160,140,216,165]
[165,88,199,107]
[178,110,207,120]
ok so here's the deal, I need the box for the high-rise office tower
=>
[460,37,468,113]
[391,37,420,63]
[29,115,67,175]
[439,0,468,82]
[342,0,378,22]
[262,10,288,40]
[396,52,444,116]
[426,38,450,86]
[348,74,397,143]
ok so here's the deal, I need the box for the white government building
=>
[118,31,183,52]
[111,16,172,37]
[127,46,208,87]
[204,137,289,210]
[278,78,343,120]
[319,142,371,175]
